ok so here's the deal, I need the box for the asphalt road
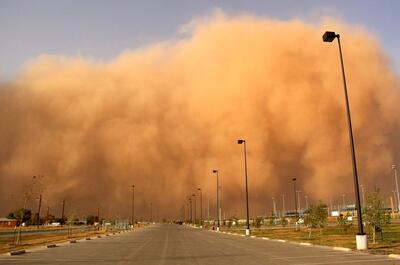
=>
[0,224,399,265]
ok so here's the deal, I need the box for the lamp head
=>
[213,169,218,173]
[237,139,245,144]
[292,178,297,181]
[323,31,337,42]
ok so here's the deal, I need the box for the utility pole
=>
[46,206,50,224]
[207,194,210,220]
[272,197,277,217]
[61,199,66,225]
[37,194,42,227]
[198,188,203,227]
[131,185,135,225]
[149,203,152,223]
[392,165,400,212]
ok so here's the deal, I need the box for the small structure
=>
[0,217,18,227]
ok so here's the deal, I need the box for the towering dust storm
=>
[0,14,399,219]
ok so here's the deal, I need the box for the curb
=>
[9,250,26,256]
[389,254,400,259]
[333,247,351,252]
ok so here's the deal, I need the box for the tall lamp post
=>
[189,198,192,223]
[392,165,400,212]
[192,194,197,225]
[238,139,250,236]
[131,185,135,227]
[323,31,366,250]
[198,188,203,227]
[212,170,220,231]
[292,178,297,213]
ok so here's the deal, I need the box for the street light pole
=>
[292,178,297,213]
[238,139,250,236]
[213,170,220,231]
[392,191,398,212]
[189,198,192,223]
[392,165,400,212]
[280,194,286,217]
[198,188,203,227]
[296,190,301,213]
[192,194,196,225]
[323,31,366,250]
[131,185,135,226]
[305,195,309,210]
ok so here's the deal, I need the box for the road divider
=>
[9,250,26,256]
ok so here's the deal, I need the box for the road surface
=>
[1,224,399,264]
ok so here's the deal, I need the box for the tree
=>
[337,213,352,233]
[304,201,328,238]
[86,215,95,225]
[254,216,263,228]
[281,216,288,227]
[363,188,391,243]
[13,208,32,225]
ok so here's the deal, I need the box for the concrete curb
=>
[9,250,26,256]
[333,247,351,252]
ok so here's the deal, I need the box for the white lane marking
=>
[158,231,169,265]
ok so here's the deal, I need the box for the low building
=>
[0,217,18,227]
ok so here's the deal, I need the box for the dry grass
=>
[221,223,400,255]
[0,228,110,254]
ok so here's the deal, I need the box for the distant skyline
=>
[1,0,400,80]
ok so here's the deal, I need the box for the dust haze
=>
[1,13,399,220]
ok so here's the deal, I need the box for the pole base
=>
[245,228,250,236]
[216,227,220,232]
[356,234,368,250]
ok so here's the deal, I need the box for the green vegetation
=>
[364,188,391,243]
[303,201,328,237]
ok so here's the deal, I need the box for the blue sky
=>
[0,0,399,80]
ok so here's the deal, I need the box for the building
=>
[0,218,18,227]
